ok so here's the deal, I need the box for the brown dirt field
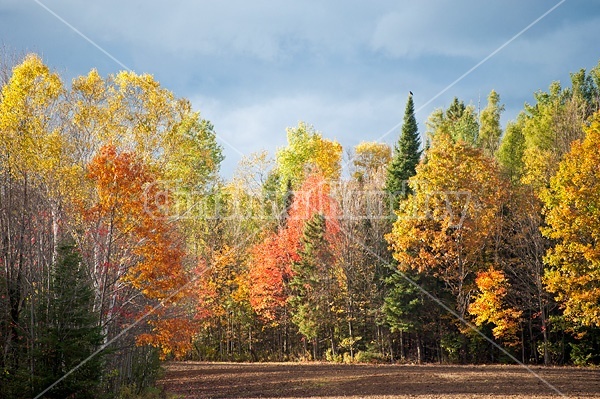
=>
[160,361,600,399]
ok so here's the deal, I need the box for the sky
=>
[1,0,600,178]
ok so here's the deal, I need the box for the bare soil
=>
[160,362,600,399]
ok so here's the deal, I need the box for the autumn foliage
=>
[4,52,600,399]
[386,133,507,318]
[542,114,600,328]
[84,144,194,357]
[469,267,522,344]
[248,172,340,323]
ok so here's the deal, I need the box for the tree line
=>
[1,52,600,398]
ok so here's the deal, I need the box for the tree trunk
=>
[400,330,404,361]
[416,333,422,364]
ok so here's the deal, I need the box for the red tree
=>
[247,172,340,323]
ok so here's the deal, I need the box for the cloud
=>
[501,17,600,74]
[3,0,600,182]
[193,91,409,177]
[41,0,378,64]
[368,1,569,60]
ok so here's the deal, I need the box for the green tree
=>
[385,93,421,206]
[35,243,104,399]
[276,121,342,191]
[478,90,504,157]
[163,106,223,189]
[382,94,422,360]
[382,269,440,362]
[289,213,341,359]
[426,97,479,146]
[519,72,598,191]
[497,120,526,183]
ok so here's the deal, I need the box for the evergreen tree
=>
[383,268,449,363]
[385,93,422,207]
[446,97,466,122]
[261,169,282,229]
[280,179,294,228]
[382,94,422,358]
[289,213,340,359]
[382,268,425,361]
[35,243,104,399]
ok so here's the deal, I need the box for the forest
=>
[1,52,600,398]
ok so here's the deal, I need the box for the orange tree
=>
[85,144,193,358]
[468,267,522,345]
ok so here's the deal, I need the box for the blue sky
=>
[2,0,600,178]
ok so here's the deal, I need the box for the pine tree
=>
[289,213,339,359]
[280,179,294,228]
[382,93,422,356]
[35,243,104,399]
[382,269,446,363]
[382,268,423,361]
[385,93,421,207]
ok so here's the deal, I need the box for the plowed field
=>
[160,362,600,398]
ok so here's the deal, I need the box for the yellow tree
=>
[469,267,522,344]
[0,54,64,180]
[351,141,391,181]
[542,113,600,327]
[276,121,342,190]
[69,69,118,164]
[70,68,211,169]
[386,133,507,319]
[0,54,81,248]
[188,244,256,360]
[109,71,178,161]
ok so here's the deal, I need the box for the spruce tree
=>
[382,268,425,362]
[386,93,422,207]
[35,243,104,399]
[289,213,338,359]
[280,179,294,229]
[383,93,424,360]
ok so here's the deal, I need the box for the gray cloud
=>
[2,1,600,177]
